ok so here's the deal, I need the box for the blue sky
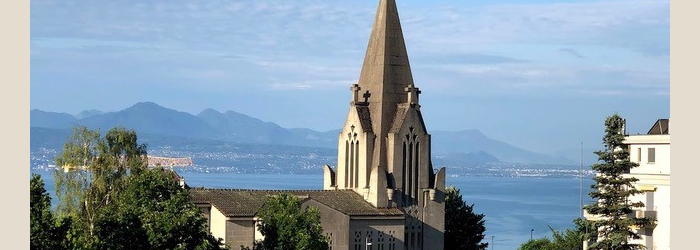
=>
[30,0,669,155]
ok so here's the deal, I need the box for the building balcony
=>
[633,210,656,220]
[583,209,656,224]
[630,209,657,229]
[583,210,602,221]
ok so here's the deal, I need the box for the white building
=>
[584,119,670,250]
[625,119,670,250]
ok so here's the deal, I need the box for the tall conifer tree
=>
[31,174,65,249]
[445,185,488,250]
[584,114,652,250]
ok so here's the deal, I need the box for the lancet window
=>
[401,127,420,206]
[345,125,361,188]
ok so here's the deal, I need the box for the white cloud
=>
[268,79,354,91]
[31,0,669,97]
[402,0,669,56]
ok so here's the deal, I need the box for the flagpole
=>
[579,141,583,218]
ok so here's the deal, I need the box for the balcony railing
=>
[633,210,657,220]
[583,209,657,222]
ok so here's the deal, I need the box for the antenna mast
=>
[579,141,583,218]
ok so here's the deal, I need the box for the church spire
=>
[357,0,415,168]
[358,0,414,101]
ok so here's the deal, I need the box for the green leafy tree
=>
[584,114,653,250]
[54,126,101,220]
[253,194,328,250]
[52,125,226,250]
[518,225,586,250]
[445,185,488,250]
[95,168,225,249]
[518,238,553,250]
[547,224,587,250]
[30,173,64,249]
[518,219,596,250]
[54,126,147,247]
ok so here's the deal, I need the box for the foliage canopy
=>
[31,174,68,249]
[583,114,654,250]
[445,185,488,250]
[248,194,328,250]
[36,125,226,250]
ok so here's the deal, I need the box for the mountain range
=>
[30,102,575,166]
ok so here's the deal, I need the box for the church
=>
[190,0,446,249]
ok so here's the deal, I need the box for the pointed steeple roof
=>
[356,0,416,169]
[357,0,415,102]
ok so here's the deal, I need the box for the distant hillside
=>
[31,127,335,156]
[553,145,601,167]
[198,108,338,148]
[30,127,73,151]
[432,151,500,167]
[431,130,574,165]
[198,108,291,144]
[30,101,573,166]
[30,109,77,129]
[30,126,337,174]
[78,102,219,139]
[75,109,104,119]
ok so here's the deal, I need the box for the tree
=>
[30,173,64,249]
[54,126,146,247]
[518,238,552,250]
[548,227,585,250]
[445,185,488,250]
[573,217,597,247]
[252,194,328,250]
[583,114,653,250]
[54,126,101,220]
[518,216,597,250]
[52,125,226,249]
[95,167,225,250]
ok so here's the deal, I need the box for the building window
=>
[355,142,360,188]
[402,142,406,205]
[350,141,355,188]
[414,142,419,201]
[637,147,642,163]
[407,142,413,204]
[366,231,373,250]
[648,148,655,163]
[354,231,362,250]
[377,231,385,250]
[327,233,333,250]
[388,231,396,250]
[345,141,349,187]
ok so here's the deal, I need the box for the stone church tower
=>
[323,0,446,249]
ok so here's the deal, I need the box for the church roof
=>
[647,119,669,135]
[389,104,428,134]
[389,105,409,133]
[358,0,414,93]
[357,0,415,139]
[356,106,373,134]
[189,188,403,217]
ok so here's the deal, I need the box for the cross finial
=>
[363,91,371,103]
[405,84,421,106]
[351,84,361,104]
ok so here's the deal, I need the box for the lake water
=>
[31,170,595,250]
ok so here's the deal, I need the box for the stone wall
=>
[226,219,255,250]
[349,217,405,250]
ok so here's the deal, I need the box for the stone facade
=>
[191,1,445,249]
[323,0,445,249]
[192,190,407,250]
